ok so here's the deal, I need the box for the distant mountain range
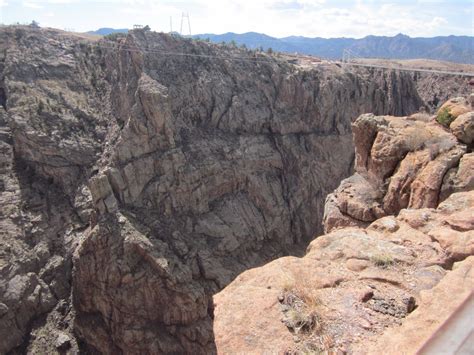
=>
[194,33,474,64]
[88,27,128,36]
[88,28,473,64]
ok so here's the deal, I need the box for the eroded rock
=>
[0,25,471,354]
[324,108,469,233]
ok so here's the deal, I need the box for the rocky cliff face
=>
[323,96,473,234]
[0,25,470,354]
[214,99,474,354]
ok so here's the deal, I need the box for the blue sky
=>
[0,0,472,38]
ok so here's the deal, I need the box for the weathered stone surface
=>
[215,103,473,354]
[214,180,473,354]
[73,214,214,354]
[362,257,474,355]
[324,107,469,233]
[440,153,474,202]
[450,111,474,144]
[0,25,471,354]
[438,96,470,119]
[323,173,382,233]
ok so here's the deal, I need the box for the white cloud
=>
[0,0,471,37]
[23,1,43,8]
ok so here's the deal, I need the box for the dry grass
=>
[404,127,434,151]
[425,135,456,157]
[279,272,337,353]
[280,271,323,335]
[370,253,395,268]
[281,271,321,311]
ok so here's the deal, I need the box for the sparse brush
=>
[280,272,321,311]
[436,107,455,127]
[370,253,394,268]
[280,271,323,337]
[293,284,320,311]
[425,135,456,157]
[285,308,319,334]
[404,128,433,151]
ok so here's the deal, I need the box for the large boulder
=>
[450,111,474,144]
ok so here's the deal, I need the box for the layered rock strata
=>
[0,25,471,353]
[214,100,474,354]
[323,97,473,233]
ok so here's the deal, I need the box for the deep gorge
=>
[0,26,471,354]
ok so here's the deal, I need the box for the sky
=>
[0,0,472,38]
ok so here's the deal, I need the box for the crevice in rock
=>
[0,87,6,111]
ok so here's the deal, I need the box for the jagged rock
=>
[440,153,474,201]
[0,25,472,354]
[89,174,118,214]
[324,109,469,233]
[55,332,71,350]
[73,213,214,354]
[214,102,473,354]
[323,173,383,233]
[70,29,432,352]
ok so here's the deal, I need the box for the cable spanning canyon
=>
[0,26,472,354]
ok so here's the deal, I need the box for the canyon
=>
[215,97,474,354]
[0,25,472,354]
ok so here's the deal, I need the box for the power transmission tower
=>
[180,12,191,36]
[342,49,362,63]
[170,16,173,33]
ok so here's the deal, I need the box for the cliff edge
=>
[213,97,474,354]
[0,24,472,354]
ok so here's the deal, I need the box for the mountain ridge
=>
[192,32,474,64]
[87,28,473,64]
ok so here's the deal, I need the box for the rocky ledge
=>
[213,97,474,354]
[0,24,472,354]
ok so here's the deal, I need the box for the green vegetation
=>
[105,32,126,41]
[436,107,455,127]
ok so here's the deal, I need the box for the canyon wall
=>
[0,26,471,353]
[214,99,474,354]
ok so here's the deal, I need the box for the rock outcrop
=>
[323,109,470,233]
[213,99,474,354]
[0,25,471,353]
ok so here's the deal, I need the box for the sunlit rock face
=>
[1,25,469,353]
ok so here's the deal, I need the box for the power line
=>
[93,39,474,76]
[86,40,280,64]
[30,30,474,76]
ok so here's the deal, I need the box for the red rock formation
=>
[323,107,470,233]
[214,99,474,354]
